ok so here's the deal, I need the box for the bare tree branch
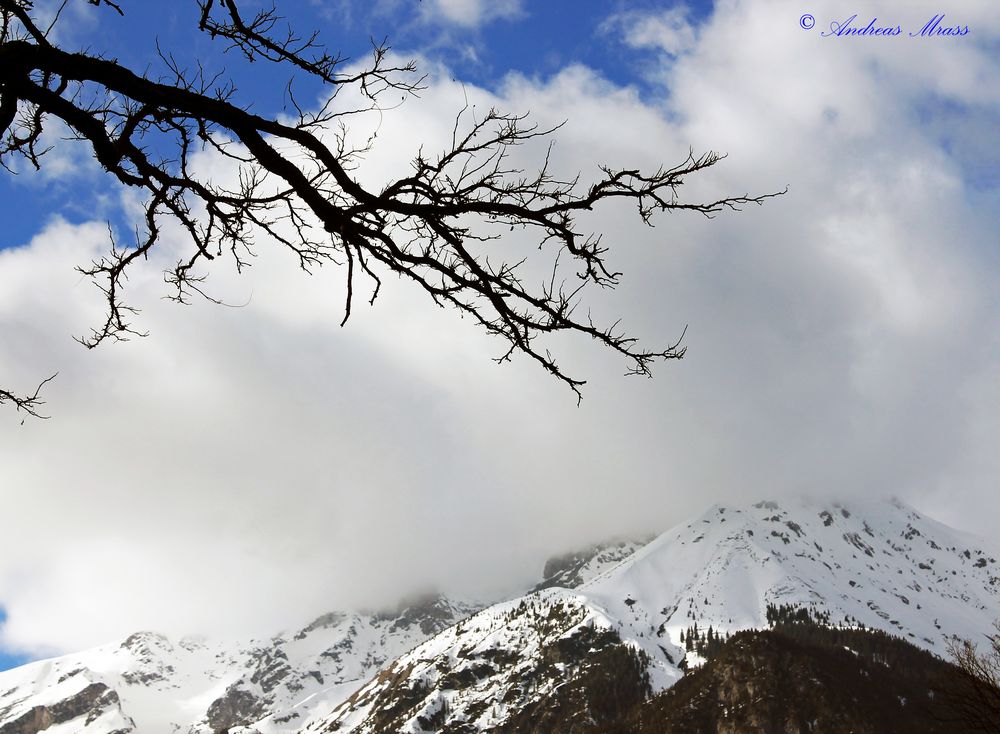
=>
[0,373,57,420]
[938,623,1000,733]
[0,0,782,413]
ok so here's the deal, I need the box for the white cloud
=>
[1,0,999,655]
[608,6,697,57]
[418,0,523,28]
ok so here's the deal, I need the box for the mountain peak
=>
[305,498,1000,732]
[582,495,999,663]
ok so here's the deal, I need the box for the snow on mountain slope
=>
[237,546,649,733]
[303,589,665,734]
[532,538,652,592]
[582,498,1000,659]
[6,500,997,734]
[0,540,644,734]
[0,596,476,734]
[309,498,1000,733]
[209,595,480,734]
[0,631,234,734]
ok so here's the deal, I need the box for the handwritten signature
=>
[803,14,970,38]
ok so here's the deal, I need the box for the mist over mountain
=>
[0,498,995,733]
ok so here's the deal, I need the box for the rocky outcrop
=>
[205,685,263,733]
[386,593,463,636]
[534,539,648,592]
[0,682,132,734]
[311,593,653,733]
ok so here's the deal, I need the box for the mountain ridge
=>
[1,498,997,733]
[0,537,645,733]
[305,497,1000,732]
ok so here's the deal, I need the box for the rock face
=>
[533,538,651,592]
[189,595,484,733]
[205,686,263,733]
[384,593,470,637]
[0,682,132,734]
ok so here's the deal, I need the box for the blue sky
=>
[0,610,26,670]
[1,0,998,669]
[0,1,715,250]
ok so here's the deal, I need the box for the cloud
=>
[1,0,999,656]
[418,0,523,28]
[605,6,697,57]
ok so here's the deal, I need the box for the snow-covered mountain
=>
[589,497,999,659]
[0,540,643,734]
[0,596,477,734]
[1,498,997,733]
[306,498,1000,733]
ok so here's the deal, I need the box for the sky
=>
[1,0,999,667]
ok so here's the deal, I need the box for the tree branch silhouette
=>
[0,0,781,412]
[0,373,56,419]
[939,625,1000,733]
